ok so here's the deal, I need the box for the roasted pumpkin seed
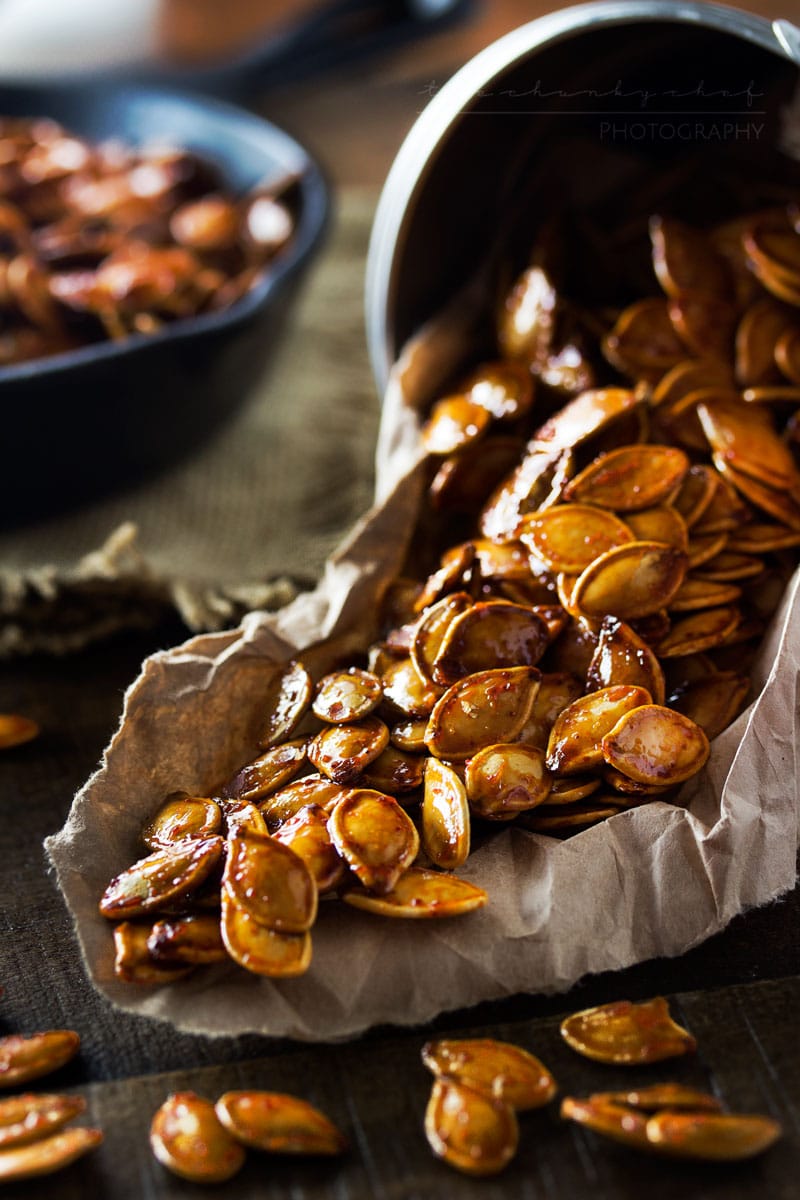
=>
[425,667,540,762]
[222,740,307,803]
[520,504,633,574]
[562,445,688,512]
[593,1083,722,1112]
[259,661,313,748]
[655,605,741,657]
[150,1092,245,1183]
[221,799,269,838]
[560,1096,650,1150]
[515,671,584,749]
[645,1110,782,1161]
[142,795,222,849]
[432,601,550,685]
[328,789,419,894]
[360,744,426,794]
[546,685,652,775]
[462,360,535,421]
[560,997,696,1064]
[382,658,442,717]
[342,867,486,918]
[410,592,473,685]
[312,668,383,724]
[422,395,491,456]
[603,299,686,381]
[0,1032,80,1089]
[0,714,39,749]
[0,1093,86,1150]
[602,704,710,785]
[0,1127,103,1183]
[215,1091,347,1155]
[308,716,390,783]
[585,616,665,704]
[532,388,640,453]
[273,805,346,893]
[425,1078,518,1176]
[99,837,223,919]
[258,775,347,830]
[421,758,471,869]
[220,894,312,977]
[466,743,551,820]
[113,922,196,984]
[572,541,687,620]
[422,1039,556,1110]
[147,914,227,965]
[223,832,317,932]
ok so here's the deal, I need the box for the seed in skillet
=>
[560,997,696,1064]
[0,1093,87,1149]
[150,1091,245,1183]
[424,1078,518,1176]
[0,714,39,749]
[421,1039,556,1111]
[342,866,486,918]
[215,1092,347,1155]
[328,789,419,894]
[0,1127,103,1183]
[0,1031,80,1088]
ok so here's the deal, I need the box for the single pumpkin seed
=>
[560,997,696,1064]
[342,866,486,918]
[150,1091,245,1183]
[215,1090,347,1155]
[422,1038,556,1111]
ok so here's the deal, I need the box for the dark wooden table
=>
[1,624,798,1198]
[2,1,799,1195]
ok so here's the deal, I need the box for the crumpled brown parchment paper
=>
[46,294,800,1041]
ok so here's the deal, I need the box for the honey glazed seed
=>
[560,997,696,1064]
[0,121,298,365]
[104,196,800,989]
[150,1092,245,1183]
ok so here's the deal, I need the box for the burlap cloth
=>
[0,189,381,656]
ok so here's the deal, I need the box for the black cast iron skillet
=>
[0,82,329,527]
